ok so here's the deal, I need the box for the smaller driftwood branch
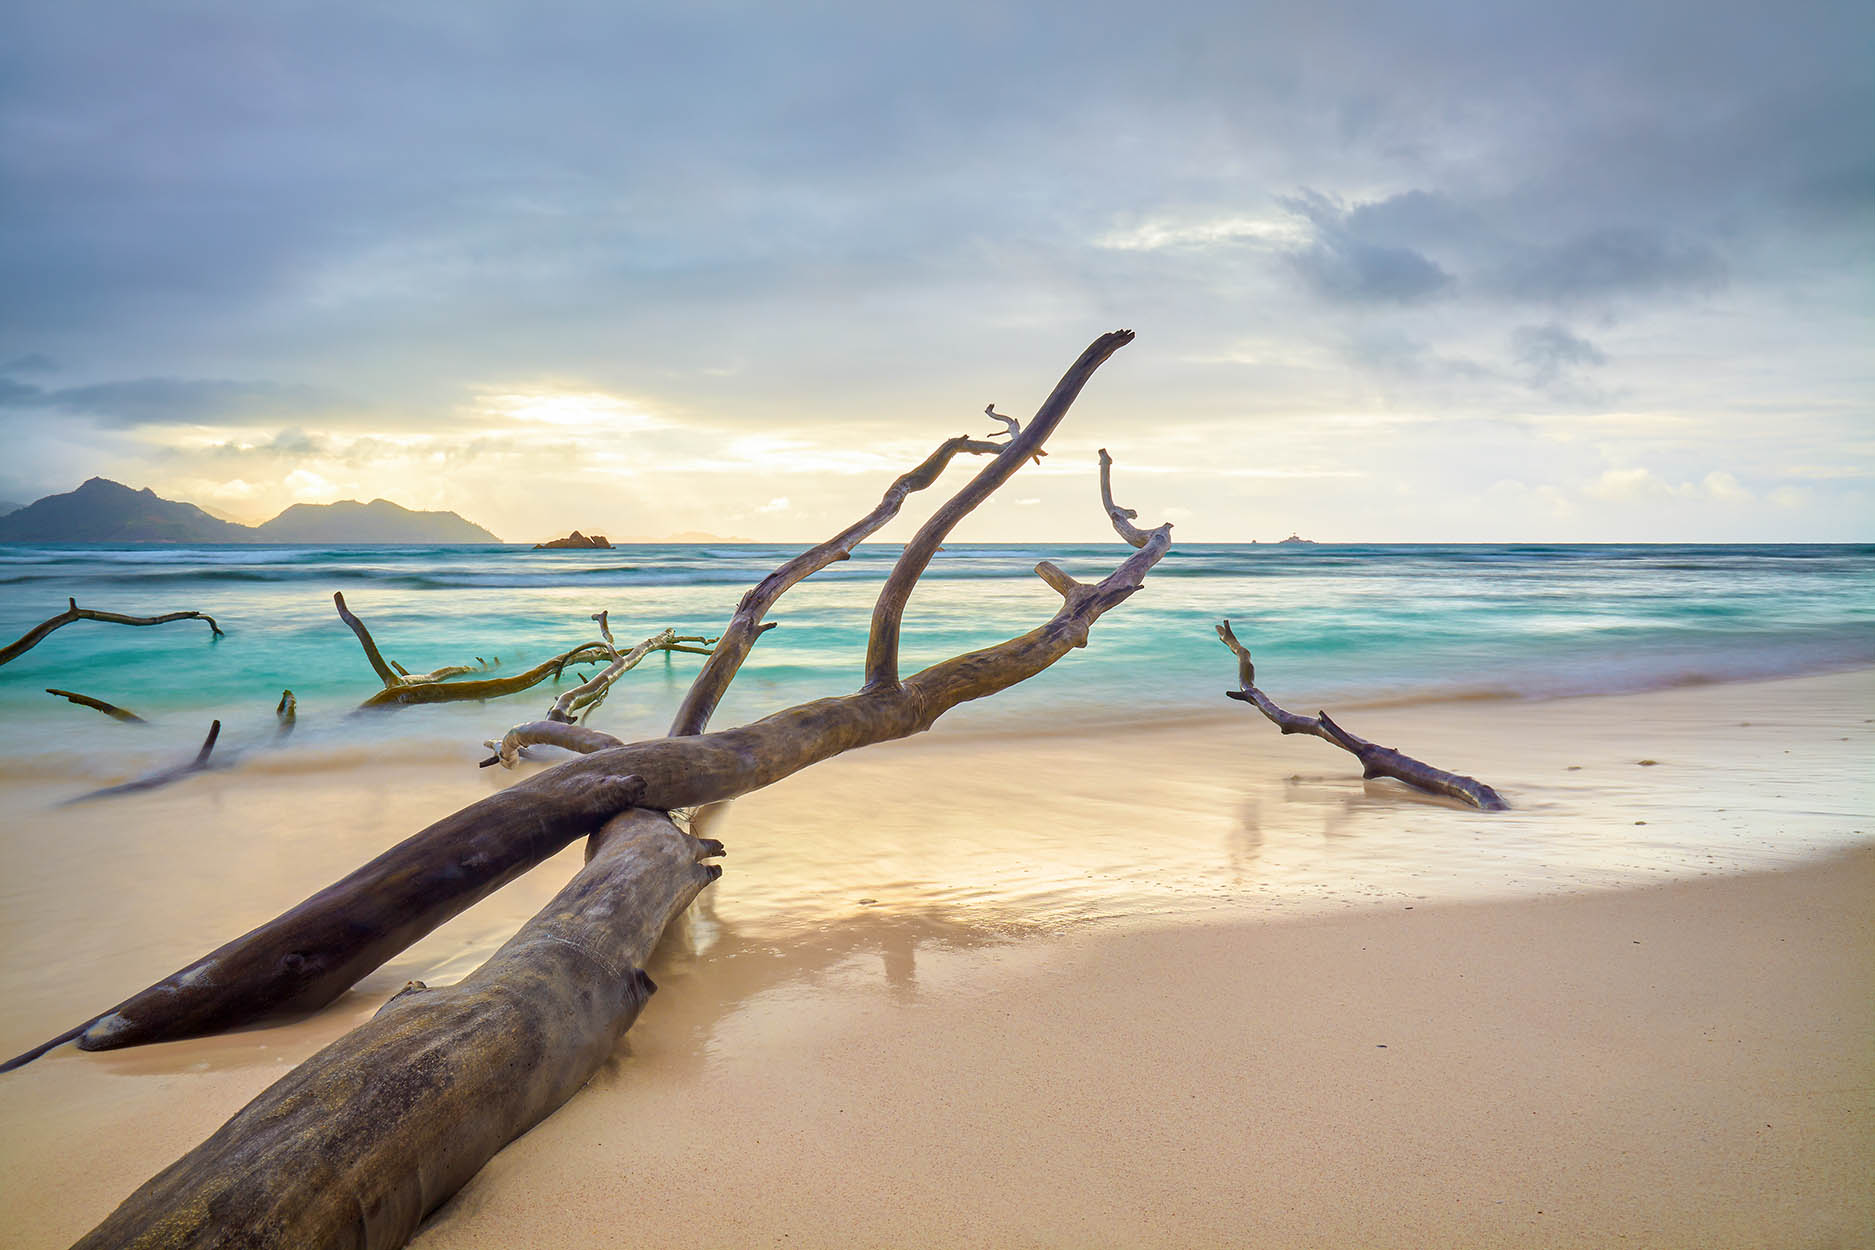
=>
[334,591,399,687]
[45,689,146,723]
[548,616,714,725]
[62,721,222,806]
[1215,620,1508,811]
[0,598,223,668]
[487,613,716,767]
[984,405,1046,464]
[337,590,606,711]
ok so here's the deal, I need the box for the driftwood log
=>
[32,330,1167,1250]
[0,598,223,668]
[72,805,719,1250]
[1216,619,1508,810]
[337,592,708,712]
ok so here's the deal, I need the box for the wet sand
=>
[0,671,1870,1247]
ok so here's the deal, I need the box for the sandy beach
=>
[1,670,1870,1248]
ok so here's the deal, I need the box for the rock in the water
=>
[534,531,613,550]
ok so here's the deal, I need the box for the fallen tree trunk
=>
[7,329,1151,1066]
[73,806,721,1250]
[0,598,223,668]
[43,329,1166,1249]
[1216,619,1508,810]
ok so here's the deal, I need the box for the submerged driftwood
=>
[1216,619,1508,810]
[59,721,222,808]
[35,330,1167,1250]
[45,688,147,723]
[0,598,223,668]
[338,591,707,712]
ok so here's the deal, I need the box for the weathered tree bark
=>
[0,598,223,668]
[72,806,720,1250]
[1216,619,1508,810]
[45,688,147,723]
[38,329,1165,1250]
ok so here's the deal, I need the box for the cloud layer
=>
[1,0,1869,540]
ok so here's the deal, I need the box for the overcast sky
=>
[2,0,1869,541]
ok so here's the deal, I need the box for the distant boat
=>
[1276,532,1317,545]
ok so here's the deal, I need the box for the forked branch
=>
[0,598,223,668]
[865,328,1137,689]
[668,432,1003,736]
[1216,620,1508,810]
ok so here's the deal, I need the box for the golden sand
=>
[1,671,1870,1247]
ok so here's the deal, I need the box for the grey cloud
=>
[0,376,341,427]
[1489,229,1726,303]
[1511,323,1610,401]
[0,0,1866,517]
[3,353,57,374]
[1277,192,1456,304]
[1512,324,1607,378]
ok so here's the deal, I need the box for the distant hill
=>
[0,478,501,544]
[0,499,23,517]
[255,499,498,543]
[0,478,250,542]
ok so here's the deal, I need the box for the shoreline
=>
[0,668,1869,1247]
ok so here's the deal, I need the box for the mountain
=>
[0,500,23,517]
[0,478,250,542]
[0,479,501,544]
[253,499,499,543]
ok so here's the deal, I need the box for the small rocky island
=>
[533,530,613,550]
[1276,532,1317,545]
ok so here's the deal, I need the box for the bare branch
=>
[355,642,612,711]
[985,404,1046,465]
[0,599,222,668]
[668,433,1003,736]
[333,591,400,688]
[1216,620,1509,811]
[865,328,1136,690]
[1098,447,1151,547]
[45,689,146,723]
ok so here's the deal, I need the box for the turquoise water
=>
[1,542,1871,766]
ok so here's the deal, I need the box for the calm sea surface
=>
[0,542,1870,765]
